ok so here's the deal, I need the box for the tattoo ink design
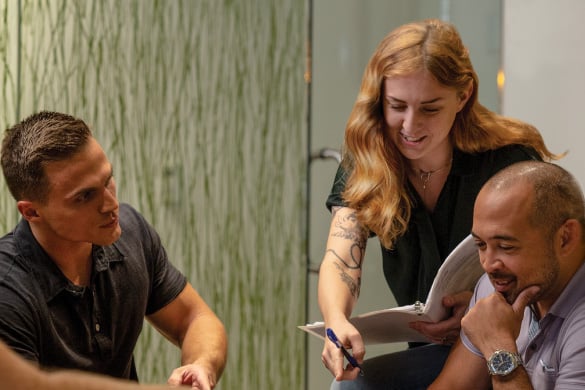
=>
[326,248,361,270]
[326,209,367,297]
[329,210,366,269]
[334,262,361,298]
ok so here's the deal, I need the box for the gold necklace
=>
[416,159,452,190]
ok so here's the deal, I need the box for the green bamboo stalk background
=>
[0,1,307,388]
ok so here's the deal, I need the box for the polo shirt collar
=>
[13,219,125,302]
[547,261,585,320]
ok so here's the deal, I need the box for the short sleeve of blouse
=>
[325,164,349,211]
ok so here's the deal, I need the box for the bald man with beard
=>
[430,161,585,390]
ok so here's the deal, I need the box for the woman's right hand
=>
[321,321,365,381]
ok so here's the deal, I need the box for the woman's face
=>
[382,70,470,163]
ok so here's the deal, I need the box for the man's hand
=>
[462,286,540,355]
[167,362,216,390]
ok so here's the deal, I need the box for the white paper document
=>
[299,234,484,344]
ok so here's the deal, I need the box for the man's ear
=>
[557,219,580,253]
[17,200,40,221]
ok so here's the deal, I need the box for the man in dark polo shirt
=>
[0,111,227,390]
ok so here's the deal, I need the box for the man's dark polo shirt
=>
[0,203,186,379]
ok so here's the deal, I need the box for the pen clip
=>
[539,359,555,373]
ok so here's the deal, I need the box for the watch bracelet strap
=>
[487,350,523,376]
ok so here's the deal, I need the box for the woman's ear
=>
[456,81,474,112]
[17,200,40,221]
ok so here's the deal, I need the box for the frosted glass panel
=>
[0,1,307,388]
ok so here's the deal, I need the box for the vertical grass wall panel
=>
[0,1,307,388]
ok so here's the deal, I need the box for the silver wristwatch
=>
[487,350,523,376]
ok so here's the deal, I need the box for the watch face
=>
[489,351,517,375]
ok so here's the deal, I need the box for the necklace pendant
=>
[413,157,453,193]
[420,172,432,190]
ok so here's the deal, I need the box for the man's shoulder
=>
[118,203,151,232]
[0,230,18,256]
[118,203,141,220]
[115,203,160,252]
[0,221,23,253]
[0,243,39,315]
[0,231,31,280]
[563,296,585,326]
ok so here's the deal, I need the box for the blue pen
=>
[326,328,364,376]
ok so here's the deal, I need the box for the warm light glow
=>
[497,69,505,91]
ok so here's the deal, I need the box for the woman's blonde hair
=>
[342,18,558,249]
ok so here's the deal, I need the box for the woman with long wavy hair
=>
[318,18,558,390]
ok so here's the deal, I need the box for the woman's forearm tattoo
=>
[327,208,367,298]
[328,209,366,269]
[333,261,361,298]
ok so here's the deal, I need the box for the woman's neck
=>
[408,146,453,174]
[407,150,453,211]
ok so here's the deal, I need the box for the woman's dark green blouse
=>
[326,145,540,307]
